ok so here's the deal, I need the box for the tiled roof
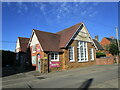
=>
[18,37,29,52]
[33,29,63,52]
[105,37,117,43]
[93,39,104,50]
[56,23,82,48]
[32,23,83,52]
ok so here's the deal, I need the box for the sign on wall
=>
[50,62,60,67]
[37,45,41,52]
[32,56,36,66]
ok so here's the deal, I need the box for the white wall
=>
[74,26,93,42]
[30,32,39,46]
[15,39,20,52]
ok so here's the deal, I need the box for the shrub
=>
[96,52,106,58]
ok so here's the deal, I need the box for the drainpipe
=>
[48,52,50,73]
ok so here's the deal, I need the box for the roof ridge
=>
[18,37,29,39]
[33,29,59,36]
[56,22,82,34]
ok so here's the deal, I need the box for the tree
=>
[108,43,119,56]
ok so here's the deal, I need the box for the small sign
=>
[50,62,60,67]
[44,57,48,59]
[37,45,41,52]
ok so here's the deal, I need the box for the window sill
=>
[32,51,36,53]
[51,60,59,62]
[78,60,89,63]
[70,60,75,62]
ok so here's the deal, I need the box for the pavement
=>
[2,64,119,89]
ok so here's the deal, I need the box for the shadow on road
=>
[2,66,36,77]
[78,78,93,90]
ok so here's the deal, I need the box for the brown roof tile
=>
[93,39,104,50]
[33,29,63,52]
[32,23,82,52]
[56,23,82,48]
[18,37,29,52]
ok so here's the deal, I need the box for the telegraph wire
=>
[1,16,117,44]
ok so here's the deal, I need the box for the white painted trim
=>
[90,48,94,60]
[28,30,44,52]
[78,61,89,63]
[65,23,83,47]
[86,42,88,61]
[77,41,88,62]
[82,23,97,50]
[50,52,59,61]
[69,46,75,62]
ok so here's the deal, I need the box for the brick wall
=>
[96,57,114,65]
[62,40,96,70]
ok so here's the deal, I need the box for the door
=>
[37,54,41,72]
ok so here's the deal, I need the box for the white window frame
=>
[32,45,36,53]
[50,53,59,61]
[69,46,75,62]
[90,48,94,60]
[77,41,88,62]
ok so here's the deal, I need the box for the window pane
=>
[90,48,94,60]
[51,53,54,59]
[69,47,74,61]
[77,41,88,62]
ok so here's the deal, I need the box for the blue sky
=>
[2,2,118,51]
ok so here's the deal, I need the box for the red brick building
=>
[28,23,97,73]
[100,37,118,57]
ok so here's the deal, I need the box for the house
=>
[15,37,30,67]
[92,35,104,51]
[28,22,96,73]
[100,36,117,49]
[100,36,119,57]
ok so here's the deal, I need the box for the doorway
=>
[37,54,41,72]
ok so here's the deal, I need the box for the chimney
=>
[110,36,114,39]
[95,35,99,41]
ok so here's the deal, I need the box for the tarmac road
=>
[2,64,119,89]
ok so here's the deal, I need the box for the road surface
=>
[2,64,119,89]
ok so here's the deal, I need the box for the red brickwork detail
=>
[100,38,111,46]
[96,57,114,65]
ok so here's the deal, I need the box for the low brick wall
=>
[96,57,114,65]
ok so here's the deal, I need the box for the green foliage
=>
[104,44,110,51]
[96,52,106,58]
[108,43,119,56]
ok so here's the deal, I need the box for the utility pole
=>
[115,27,120,63]
[116,27,120,54]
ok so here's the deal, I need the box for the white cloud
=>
[89,11,98,17]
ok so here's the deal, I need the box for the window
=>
[69,46,75,62]
[90,48,94,60]
[32,45,36,53]
[32,55,36,65]
[77,41,88,62]
[50,53,59,61]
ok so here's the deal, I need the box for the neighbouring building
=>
[100,36,119,57]
[28,22,96,73]
[15,37,30,67]
[93,36,104,51]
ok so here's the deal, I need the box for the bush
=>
[96,52,106,58]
